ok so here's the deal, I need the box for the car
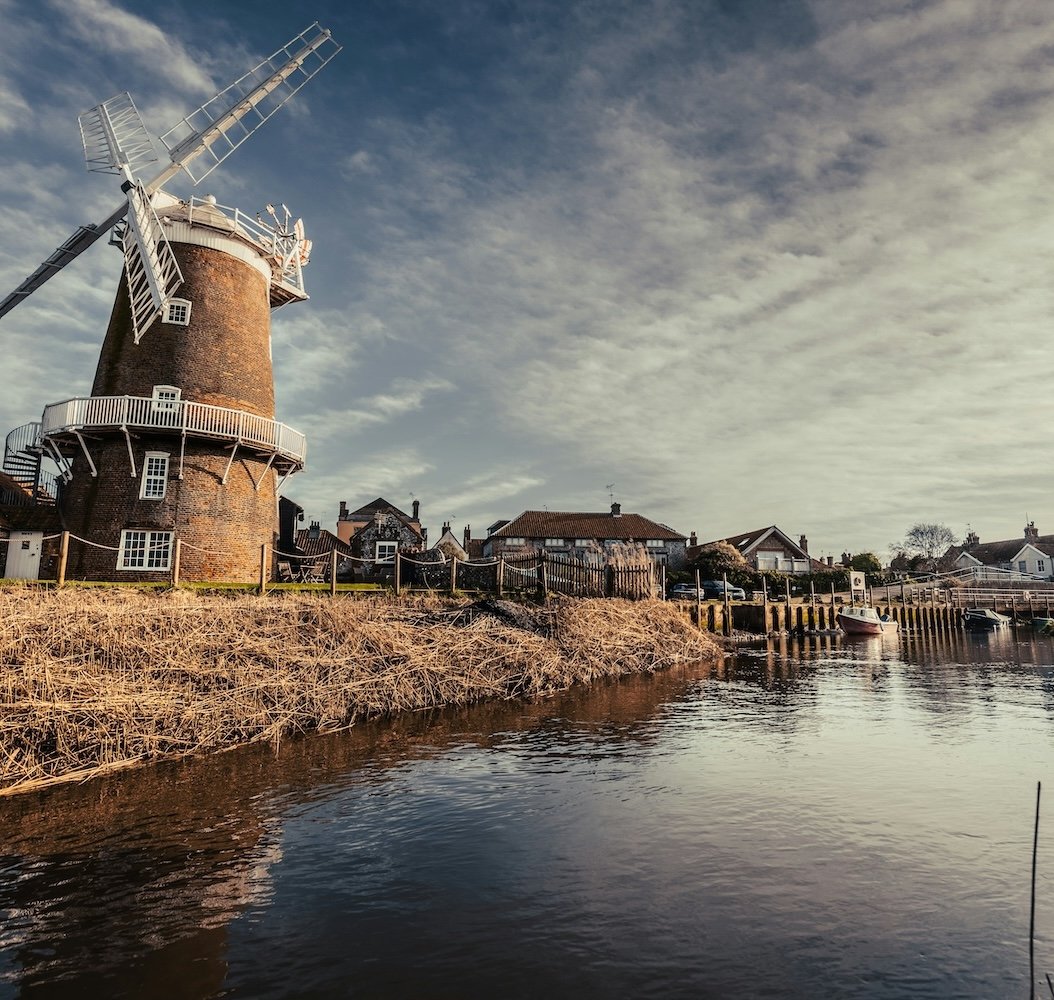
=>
[668,583,703,600]
[700,580,747,600]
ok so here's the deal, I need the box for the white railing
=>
[40,395,306,465]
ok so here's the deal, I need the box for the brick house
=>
[695,526,817,574]
[335,497,427,568]
[481,503,688,568]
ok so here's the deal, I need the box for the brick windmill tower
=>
[0,24,340,582]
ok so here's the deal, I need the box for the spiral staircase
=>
[2,422,58,506]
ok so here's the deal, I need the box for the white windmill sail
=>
[0,22,341,327]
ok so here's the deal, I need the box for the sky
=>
[1,0,1053,564]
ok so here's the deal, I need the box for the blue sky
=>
[1,0,1053,562]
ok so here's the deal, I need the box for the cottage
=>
[481,504,688,569]
[948,522,1054,580]
[335,498,427,567]
[696,526,816,575]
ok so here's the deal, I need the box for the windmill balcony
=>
[39,395,307,472]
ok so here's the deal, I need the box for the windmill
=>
[0,23,341,583]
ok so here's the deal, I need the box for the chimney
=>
[611,502,621,517]
[965,529,979,549]
[339,500,347,519]
[841,551,851,566]
[412,499,420,521]
[689,531,697,547]
[442,521,450,534]
[799,534,808,553]
[308,520,320,540]
[826,555,833,567]
[1025,521,1039,541]
[464,524,472,549]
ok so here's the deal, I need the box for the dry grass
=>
[0,588,718,795]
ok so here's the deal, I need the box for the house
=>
[335,497,427,566]
[481,503,688,569]
[429,523,469,562]
[695,526,817,575]
[461,525,486,561]
[948,522,1054,580]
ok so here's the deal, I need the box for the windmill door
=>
[6,530,42,579]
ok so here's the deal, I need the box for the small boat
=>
[837,606,899,636]
[962,608,1012,630]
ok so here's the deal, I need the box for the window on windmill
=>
[151,385,181,413]
[164,299,192,326]
[118,529,172,571]
[140,453,169,500]
[375,541,398,563]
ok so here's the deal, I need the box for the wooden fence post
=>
[57,531,69,588]
[497,557,504,597]
[172,538,182,588]
[330,549,338,597]
[450,556,458,594]
[538,553,548,603]
[695,568,702,630]
[259,543,268,594]
[394,551,402,596]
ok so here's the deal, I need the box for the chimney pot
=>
[463,524,471,548]
[799,534,808,553]
[611,502,621,517]
[689,531,698,547]
[309,520,320,539]
[339,501,347,519]
[412,499,420,521]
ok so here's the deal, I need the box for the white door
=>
[6,530,42,579]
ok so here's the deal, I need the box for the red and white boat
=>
[837,606,899,636]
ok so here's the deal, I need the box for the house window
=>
[574,538,592,547]
[544,537,563,546]
[646,539,664,548]
[151,385,181,412]
[164,299,191,325]
[118,530,172,571]
[504,537,525,547]
[1020,561,1028,573]
[375,541,398,563]
[1039,560,1046,573]
[139,452,169,499]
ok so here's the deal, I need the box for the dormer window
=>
[164,299,191,325]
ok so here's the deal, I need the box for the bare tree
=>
[902,523,957,572]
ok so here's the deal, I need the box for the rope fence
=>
[0,528,661,601]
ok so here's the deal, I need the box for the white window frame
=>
[503,537,525,547]
[151,385,182,413]
[544,537,563,547]
[1039,559,1046,573]
[646,539,665,548]
[118,529,173,571]
[164,299,192,326]
[139,452,169,500]
[375,541,398,563]
[574,538,592,547]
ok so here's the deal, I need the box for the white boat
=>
[962,608,1011,630]
[837,606,900,636]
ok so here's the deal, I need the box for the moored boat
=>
[837,606,899,636]
[962,608,1012,630]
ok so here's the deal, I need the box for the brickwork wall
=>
[62,235,287,583]
[92,242,275,417]
[61,435,278,582]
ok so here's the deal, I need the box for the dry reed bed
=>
[0,588,718,794]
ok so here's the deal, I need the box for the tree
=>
[687,540,748,582]
[901,523,957,572]
[849,552,882,575]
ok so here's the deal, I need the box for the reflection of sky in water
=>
[3,632,1054,997]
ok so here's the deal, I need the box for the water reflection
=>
[2,632,1054,998]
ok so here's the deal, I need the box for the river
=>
[2,628,1054,998]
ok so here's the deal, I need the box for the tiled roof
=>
[295,528,353,559]
[952,535,1054,564]
[490,510,685,542]
[342,497,412,520]
[710,525,810,560]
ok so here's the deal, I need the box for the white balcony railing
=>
[40,395,307,467]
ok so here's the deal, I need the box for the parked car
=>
[668,583,703,600]
[701,580,747,600]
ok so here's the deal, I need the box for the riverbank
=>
[0,588,719,795]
